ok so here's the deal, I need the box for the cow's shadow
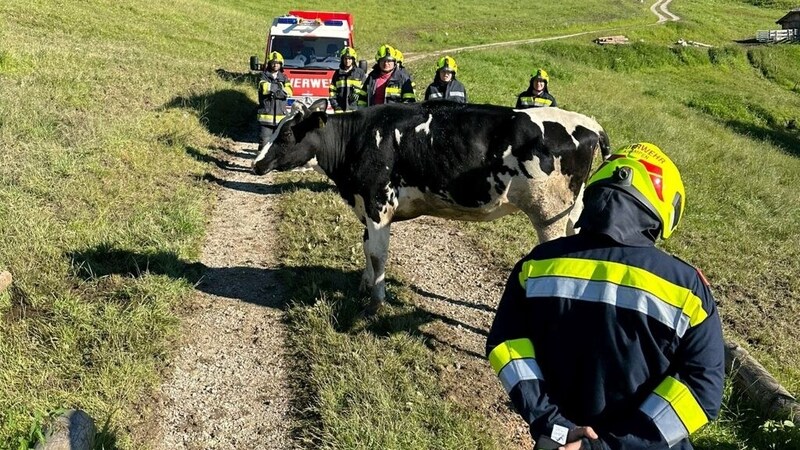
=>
[185,146,253,173]
[270,264,491,360]
[162,88,257,142]
[198,172,334,196]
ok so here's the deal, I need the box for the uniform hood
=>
[575,185,661,247]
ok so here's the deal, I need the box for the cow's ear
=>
[290,101,308,116]
[309,98,328,113]
[310,111,328,129]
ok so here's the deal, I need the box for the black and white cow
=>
[253,99,609,310]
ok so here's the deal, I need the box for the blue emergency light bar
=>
[323,20,344,26]
[276,17,298,24]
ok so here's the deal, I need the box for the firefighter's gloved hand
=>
[348,92,359,103]
[273,90,287,100]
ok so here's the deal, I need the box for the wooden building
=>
[776,8,800,30]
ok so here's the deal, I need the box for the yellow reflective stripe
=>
[520,258,708,327]
[654,376,708,433]
[259,82,270,94]
[385,87,402,95]
[257,114,285,121]
[488,338,535,374]
[283,82,293,96]
[357,101,367,106]
[534,98,552,106]
[402,93,416,99]
[335,79,362,88]
[354,88,366,95]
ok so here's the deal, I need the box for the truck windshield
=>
[270,36,348,69]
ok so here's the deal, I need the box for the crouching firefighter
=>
[486,143,725,450]
[329,47,367,113]
[257,51,293,140]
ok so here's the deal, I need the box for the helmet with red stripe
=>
[586,143,685,240]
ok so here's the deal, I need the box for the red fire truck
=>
[250,11,367,113]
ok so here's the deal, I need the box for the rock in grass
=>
[0,270,11,292]
[34,409,96,450]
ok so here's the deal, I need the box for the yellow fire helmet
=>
[531,68,549,83]
[376,44,397,62]
[340,47,357,60]
[393,48,404,65]
[586,142,686,240]
[436,56,458,73]
[268,51,284,64]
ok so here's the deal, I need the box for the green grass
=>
[3,0,800,447]
[276,182,502,449]
[0,0,241,446]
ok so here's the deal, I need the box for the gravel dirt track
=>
[152,136,296,449]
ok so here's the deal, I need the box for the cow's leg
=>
[360,227,374,293]
[363,218,391,313]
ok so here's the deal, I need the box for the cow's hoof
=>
[363,299,385,316]
[359,279,370,293]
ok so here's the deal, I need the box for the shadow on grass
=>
[185,145,252,173]
[67,244,204,284]
[409,285,496,314]
[198,172,334,196]
[163,88,257,142]
[215,68,260,88]
[726,120,800,158]
[276,264,489,359]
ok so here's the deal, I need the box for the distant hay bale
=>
[594,35,630,45]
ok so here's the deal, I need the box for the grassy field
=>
[2,0,799,447]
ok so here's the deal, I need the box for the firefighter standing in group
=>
[257,51,293,139]
[357,44,416,107]
[329,47,367,113]
[486,143,725,450]
[423,56,468,103]
[516,68,557,108]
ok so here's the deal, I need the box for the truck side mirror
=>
[250,56,260,71]
[358,59,368,72]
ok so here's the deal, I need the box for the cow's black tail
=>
[598,130,611,160]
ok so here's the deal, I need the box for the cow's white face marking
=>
[394,129,403,145]
[375,130,382,147]
[297,156,327,176]
[253,113,296,166]
[415,114,433,134]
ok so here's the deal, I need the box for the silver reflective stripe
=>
[449,91,465,98]
[641,393,689,447]
[498,358,543,393]
[526,277,690,337]
[428,92,443,98]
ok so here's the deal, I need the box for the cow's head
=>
[252,98,329,175]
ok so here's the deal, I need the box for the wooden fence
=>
[756,29,799,43]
